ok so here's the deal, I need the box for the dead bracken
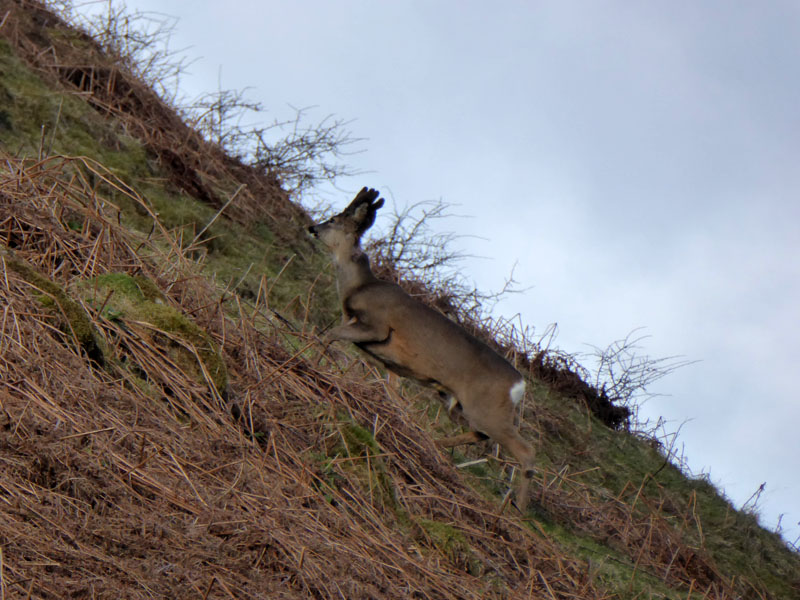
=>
[0,1,798,599]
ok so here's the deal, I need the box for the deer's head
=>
[308,187,384,251]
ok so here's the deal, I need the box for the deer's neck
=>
[333,245,377,298]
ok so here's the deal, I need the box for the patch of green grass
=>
[77,272,227,392]
[0,39,150,170]
[2,36,340,333]
[416,518,483,576]
[333,416,398,512]
[306,410,403,517]
[2,248,106,366]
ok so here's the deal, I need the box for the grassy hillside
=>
[1,1,798,598]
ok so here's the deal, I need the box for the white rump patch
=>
[509,380,526,405]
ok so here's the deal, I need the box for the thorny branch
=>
[588,328,698,426]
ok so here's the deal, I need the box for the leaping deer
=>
[309,187,535,509]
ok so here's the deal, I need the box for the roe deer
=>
[309,187,535,509]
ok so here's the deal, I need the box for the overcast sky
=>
[76,1,800,544]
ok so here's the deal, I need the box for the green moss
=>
[2,248,105,365]
[416,518,483,577]
[339,420,381,456]
[317,415,399,513]
[77,272,227,393]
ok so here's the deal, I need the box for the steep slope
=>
[1,2,798,599]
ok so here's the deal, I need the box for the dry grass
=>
[1,2,796,598]
[0,153,607,599]
[1,0,304,233]
[0,138,745,600]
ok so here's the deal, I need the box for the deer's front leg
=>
[327,316,390,344]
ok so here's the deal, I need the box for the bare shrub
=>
[55,1,362,197]
[50,0,191,102]
[365,198,522,325]
[587,328,697,430]
[185,85,263,155]
[187,90,363,195]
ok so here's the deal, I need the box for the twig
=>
[189,183,246,249]
[59,426,115,440]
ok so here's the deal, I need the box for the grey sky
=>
[78,1,800,543]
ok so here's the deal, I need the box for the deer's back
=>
[346,281,521,396]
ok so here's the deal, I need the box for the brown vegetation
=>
[1,1,798,598]
[0,153,603,598]
[1,0,303,230]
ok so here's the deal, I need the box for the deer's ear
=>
[358,198,383,233]
[353,202,370,223]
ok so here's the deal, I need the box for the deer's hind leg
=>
[498,429,536,511]
[439,425,535,510]
[462,398,536,511]
[433,391,491,448]
[435,396,489,447]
